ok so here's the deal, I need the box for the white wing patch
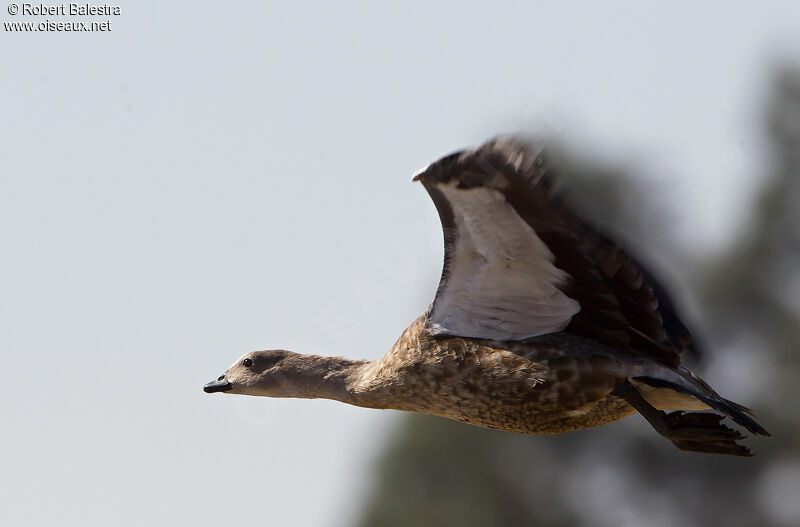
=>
[428,182,581,341]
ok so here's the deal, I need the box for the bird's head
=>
[204,350,301,397]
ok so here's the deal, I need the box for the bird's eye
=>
[243,358,253,368]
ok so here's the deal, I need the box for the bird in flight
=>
[205,138,769,456]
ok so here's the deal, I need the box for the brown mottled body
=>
[351,315,635,434]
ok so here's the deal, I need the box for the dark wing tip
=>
[411,136,547,190]
[412,150,467,184]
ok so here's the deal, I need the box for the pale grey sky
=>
[2,2,799,526]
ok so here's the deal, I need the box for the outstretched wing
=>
[414,137,695,367]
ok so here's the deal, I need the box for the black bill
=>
[204,379,233,393]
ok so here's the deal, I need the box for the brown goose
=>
[204,138,769,456]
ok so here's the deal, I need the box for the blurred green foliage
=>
[357,67,800,527]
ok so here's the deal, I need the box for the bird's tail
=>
[632,372,770,437]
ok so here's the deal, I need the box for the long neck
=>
[278,355,390,408]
